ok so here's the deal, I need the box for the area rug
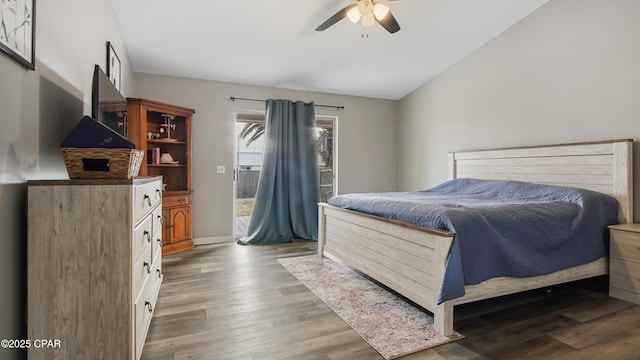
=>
[278,255,463,359]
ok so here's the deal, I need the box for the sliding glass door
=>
[233,112,336,239]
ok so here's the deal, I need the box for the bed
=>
[317,139,633,336]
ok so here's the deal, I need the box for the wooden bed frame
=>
[318,139,633,336]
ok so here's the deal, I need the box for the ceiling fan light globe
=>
[347,6,362,23]
[373,3,389,20]
[362,13,375,27]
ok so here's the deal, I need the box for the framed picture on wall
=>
[0,0,36,70]
[107,41,121,92]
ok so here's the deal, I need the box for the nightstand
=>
[609,223,640,304]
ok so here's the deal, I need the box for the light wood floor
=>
[141,242,640,360]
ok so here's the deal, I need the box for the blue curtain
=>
[238,99,319,244]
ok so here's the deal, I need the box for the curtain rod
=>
[229,96,344,110]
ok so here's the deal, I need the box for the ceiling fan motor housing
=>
[316,0,400,34]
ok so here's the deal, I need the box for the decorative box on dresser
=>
[127,98,195,255]
[27,176,163,360]
[609,223,640,305]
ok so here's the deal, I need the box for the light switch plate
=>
[216,165,226,174]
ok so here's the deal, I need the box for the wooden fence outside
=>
[236,170,260,198]
[236,168,334,199]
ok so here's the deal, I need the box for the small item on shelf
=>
[159,153,178,164]
[160,113,177,141]
[147,147,161,164]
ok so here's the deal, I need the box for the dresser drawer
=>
[163,193,191,208]
[152,234,163,263]
[133,181,163,223]
[610,229,640,263]
[133,215,153,263]
[152,206,163,236]
[132,243,153,298]
[152,248,163,286]
[610,258,640,294]
[134,277,158,360]
[151,206,163,254]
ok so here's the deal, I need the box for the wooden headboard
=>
[448,139,634,224]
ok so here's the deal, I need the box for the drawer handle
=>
[156,188,162,198]
[144,230,151,243]
[157,238,163,247]
[156,269,163,279]
[178,197,186,203]
[143,262,151,274]
[144,301,153,313]
[143,194,152,206]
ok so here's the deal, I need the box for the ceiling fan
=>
[316,0,401,34]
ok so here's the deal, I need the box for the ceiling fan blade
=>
[377,10,400,33]
[315,5,354,31]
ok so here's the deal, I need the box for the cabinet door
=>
[166,206,191,244]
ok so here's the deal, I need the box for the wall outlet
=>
[216,165,226,174]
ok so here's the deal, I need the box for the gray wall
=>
[0,1,132,359]
[133,73,399,241]
[399,0,640,222]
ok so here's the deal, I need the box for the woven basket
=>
[61,148,144,179]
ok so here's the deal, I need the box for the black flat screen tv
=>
[91,64,128,137]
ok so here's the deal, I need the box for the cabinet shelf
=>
[147,139,187,145]
[148,164,187,168]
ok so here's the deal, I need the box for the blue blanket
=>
[327,178,619,303]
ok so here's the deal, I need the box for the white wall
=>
[0,1,132,358]
[399,0,640,222]
[133,73,399,241]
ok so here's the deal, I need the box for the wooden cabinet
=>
[163,193,192,252]
[27,177,163,360]
[609,223,640,304]
[127,98,195,255]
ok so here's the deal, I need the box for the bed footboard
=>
[318,203,456,336]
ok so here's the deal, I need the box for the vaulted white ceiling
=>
[111,0,550,100]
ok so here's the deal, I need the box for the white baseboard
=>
[194,236,235,245]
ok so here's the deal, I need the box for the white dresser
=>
[27,176,163,360]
